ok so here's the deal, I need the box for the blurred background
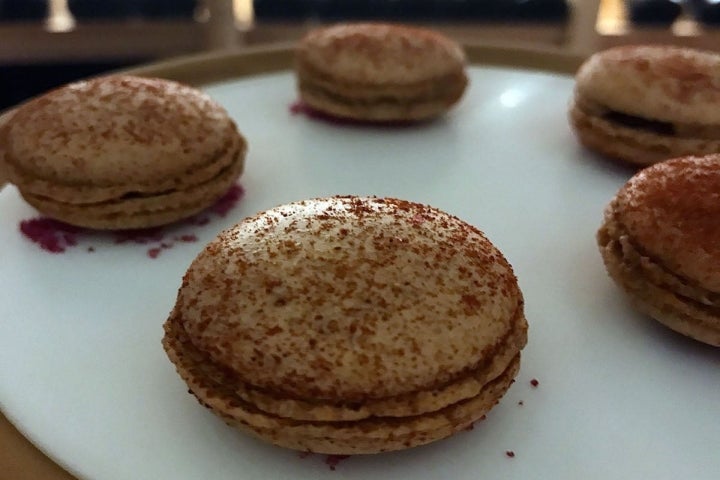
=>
[1,0,719,110]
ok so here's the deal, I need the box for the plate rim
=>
[122,42,584,86]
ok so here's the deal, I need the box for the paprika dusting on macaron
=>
[163,196,527,454]
[597,154,720,346]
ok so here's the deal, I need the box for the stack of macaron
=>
[294,22,468,122]
[1,75,247,230]
[596,155,720,347]
[162,196,527,454]
[569,45,720,346]
[569,45,720,167]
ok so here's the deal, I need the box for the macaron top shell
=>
[575,45,720,125]
[175,196,522,402]
[3,75,238,188]
[613,155,720,292]
[297,23,466,86]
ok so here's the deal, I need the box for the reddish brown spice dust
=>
[518,400,524,406]
[297,451,313,459]
[411,213,427,224]
[530,378,540,388]
[506,451,515,458]
[324,455,351,471]
[19,184,244,258]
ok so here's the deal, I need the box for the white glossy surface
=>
[1,67,719,480]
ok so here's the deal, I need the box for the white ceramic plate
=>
[1,62,719,480]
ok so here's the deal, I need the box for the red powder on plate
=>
[19,218,83,253]
[518,400,524,406]
[18,183,244,257]
[506,450,515,458]
[113,227,165,245]
[324,455,350,471]
[209,184,244,217]
[297,451,313,459]
[530,378,539,388]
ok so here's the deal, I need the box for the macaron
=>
[295,23,468,122]
[163,196,527,454]
[1,75,247,230]
[569,45,720,166]
[597,155,720,346]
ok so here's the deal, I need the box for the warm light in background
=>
[47,0,75,32]
[233,0,254,26]
[45,0,255,31]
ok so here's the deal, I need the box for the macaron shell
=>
[164,307,526,422]
[0,111,12,186]
[236,317,525,421]
[211,360,519,455]
[575,45,720,125]
[597,155,720,346]
[163,313,520,454]
[297,23,466,86]
[569,99,720,166]
[21,146,245,230]
[2,74,248,229]
[614,156,720,292]
[176,197,522,402]
[298,82,465,122]
[598,220,720,346]
[4,75,239,188]
[296,23,468,121]
[6,128,246,204]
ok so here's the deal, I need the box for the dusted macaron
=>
[295,23,468,122]
[1,75,247,229]
[597,155,720,346]
[569,45,720,166]
[163,196,527,454]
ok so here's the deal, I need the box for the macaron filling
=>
[574,95,720,140]
[602,110,675,136]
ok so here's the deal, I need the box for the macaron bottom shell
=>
[297,74,467,123]
[597,220,720,347]
[163,309,525,455]
[17,149,245,231]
